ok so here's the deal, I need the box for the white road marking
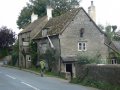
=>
[21,82,40,90]
[6,74,16,79]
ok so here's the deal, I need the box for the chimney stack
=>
[31,12,38,22]
[47,5,53,20]
[88,1,96,22]
[91,1,93,6]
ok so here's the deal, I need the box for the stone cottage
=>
[33,4,110,77]
[18,14,48,68]
[18,1,119,77]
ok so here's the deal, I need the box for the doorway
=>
[66,63,73,78]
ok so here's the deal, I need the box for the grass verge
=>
[70,77,120,90]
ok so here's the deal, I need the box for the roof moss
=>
[34,8,80,39]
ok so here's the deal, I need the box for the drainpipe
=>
[59,36,62,75]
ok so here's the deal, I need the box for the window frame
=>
[78,42,87,51]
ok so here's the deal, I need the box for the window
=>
[80,28,84,37]
[42,29,48,37]
[78,42,87,51]
[22,38,25,41]
[111,59,117,64]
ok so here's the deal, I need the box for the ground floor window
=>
[111,59,117,64]
[26,55,31,62]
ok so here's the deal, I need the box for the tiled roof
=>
[34,8,80,39]
[34,7,104,40]
[19,16,48,38]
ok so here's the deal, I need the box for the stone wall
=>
[59,8,109,63]
[36,35,61,72]
[2,55,12,64]
[76,64,120,85]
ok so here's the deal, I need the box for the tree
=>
[0,26,15,58]
[11,40,19,66]
[29,0,48,16]
[17,6,32,29]
[17,0,48,29]
[17,0,80,29]
[105,25,117,40]
[0,26,15,48]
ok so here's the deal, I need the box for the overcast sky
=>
[0,0,119,34]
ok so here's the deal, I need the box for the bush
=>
[0,48,9,58]
[11,52,18,66]
[29,41,38,66]
[77,52,102,65]
[77,55,93,65]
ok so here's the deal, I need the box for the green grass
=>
[70,77,120,90]
[28,66,40,72]
[28,66,65,79]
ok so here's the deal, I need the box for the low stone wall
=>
[76,64,120,85]
[1,55,12,64]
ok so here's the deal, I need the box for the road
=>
[0,66,98,90]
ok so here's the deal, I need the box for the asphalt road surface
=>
[0,66,99,90]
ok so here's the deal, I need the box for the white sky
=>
[0,0,119,35]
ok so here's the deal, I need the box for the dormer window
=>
[80,28,84,37]
[42,28,48,37]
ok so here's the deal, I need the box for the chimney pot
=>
[91,1,93,6]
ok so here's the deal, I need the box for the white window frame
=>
[78,42,87,51]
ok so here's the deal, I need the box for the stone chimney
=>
[31,12,38,23]
[47,5,53,20]
[88,1,96,22]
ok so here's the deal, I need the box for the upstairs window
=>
[42,28,48,37]
[22,38,25,41]
[78,42,87,51]
[80,28,85,37]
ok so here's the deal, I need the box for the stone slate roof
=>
[34,8,80,39]
[34,7,104,40]
[19,16,48,39]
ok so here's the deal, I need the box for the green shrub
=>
[11,52,18,66]
[29,41,38,66]
[0,48,9,58]
[71,77,120,90]
[77,55,93,65]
